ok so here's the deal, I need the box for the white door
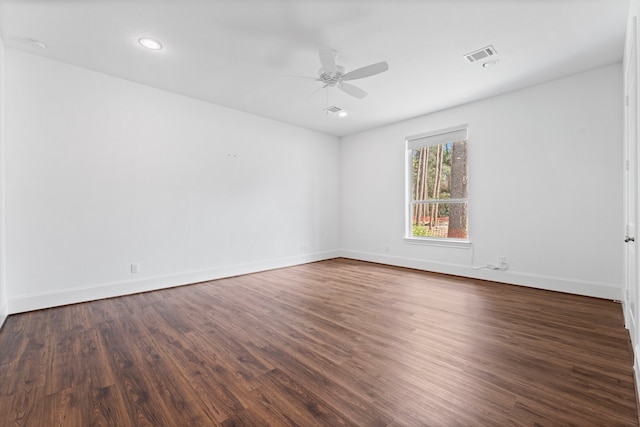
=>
[625,17,639,349]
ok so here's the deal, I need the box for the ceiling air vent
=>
[324,105,342,114]
[463,45,497,63]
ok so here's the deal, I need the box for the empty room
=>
[1,0,639,425]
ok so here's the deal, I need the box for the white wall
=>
[340,63,623,300]
[1,48,625,313]
[0,36,7,328]
[5,50,340,313]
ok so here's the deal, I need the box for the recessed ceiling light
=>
[337,110,349,118]
[482,60,499,68]
[138,37,162,50]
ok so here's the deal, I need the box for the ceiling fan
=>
[302,47,389,99]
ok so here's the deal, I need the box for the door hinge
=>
[626,160,630,171]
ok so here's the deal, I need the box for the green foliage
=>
[412,225,446,238]
[413,225,428,236]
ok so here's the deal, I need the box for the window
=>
[406,125,468,241]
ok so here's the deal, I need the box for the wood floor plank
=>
[249,368,356,427]
[96,318,181,426]
[257,343,392,426]
[0,258,637,425]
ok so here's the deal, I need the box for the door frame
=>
[624,10,640,396]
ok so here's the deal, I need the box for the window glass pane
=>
[407,126,468,241]
[411,202,468,239]
[411,140,467,202]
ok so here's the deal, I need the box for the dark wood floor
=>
[0,258,638,426]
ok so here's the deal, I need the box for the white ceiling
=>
[0,0,629,137]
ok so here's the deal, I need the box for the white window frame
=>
[404,124,470,247]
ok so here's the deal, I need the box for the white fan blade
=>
[280,74,321,81]
[318,47,336,75]
[306,86,325,100]
[342,61,389,81]
[339,82,367,99]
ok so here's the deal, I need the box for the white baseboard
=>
[635,344,640,406]
[624,300,640,403]
[8,250,340,314]
[7,249,623,314]
[339,250,623,301]
[0,299,7,330]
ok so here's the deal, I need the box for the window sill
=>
[404,237,471,249]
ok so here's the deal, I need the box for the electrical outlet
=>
[131,263,140,274]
